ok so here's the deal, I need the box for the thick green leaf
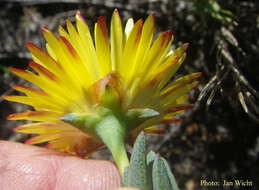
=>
[127,132,148,190]
[161,157,179,190]
[147,151,157,190]
[122,166,129,186]
[147,151,156,165]
[152,155,171,190]
[123,133,180,190]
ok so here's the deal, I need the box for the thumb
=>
[111,188,139,190]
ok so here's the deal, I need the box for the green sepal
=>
[100,86,121,113]
[60,113,100,137]
[61,110,130,175]
[125,108,159,130]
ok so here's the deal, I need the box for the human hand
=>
[0,141,137,190]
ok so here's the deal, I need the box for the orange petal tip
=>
[97,16,108,35]
[25,42,33,48]
[45,143,51,148]
[28,61,36,67]
[24,139,32,144]
[192,81,200,89]
[160,30,173,46]
[7,114,17,120]
[98,16,105,24]
[1,95,7,100]
[11,85,20,89]
[29,61,52,78]
[151,13,156,20]
[25,42,41,52]
[10,67,25,74]
[168,29,173,36]
[194,72,202,79]
[162,119,182,124]
[13,126,20,131]
[167,104,195,113]
[42,27,49,32]
[60,36,77,57]
[183,43,189,50]
[114,9,120,18]
[151,129,165,135]
[76,11,87,24]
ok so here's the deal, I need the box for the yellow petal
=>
[8,110,62,122]
[110,9,123,70]
[3,95,64,112]
[25,132,79,144]
[15,122,73,134]
[141,30,174,82]
[29,61,59,82]
[120,19,143,80]
[45,137,73,151]
[46,43,57,61]
[10,68,87,112]
[166,104,194,114]
[75,11,100,80]
[95,16,112,77]
[124,18,134,40]
[160,81,199,106]
[58,25,70,40]
[42,28,84,89]
[59,36,94,89]
[26,42,62,75]
[162,72,201,96]
[144,126,165,134]
[126,13,155,84]
[11,85,67,110]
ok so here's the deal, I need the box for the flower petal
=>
[141,30,174,80]
[25,132,78,144]
[8,111,62,122]
[121,19,143,80]
[14,122,73,134]
[124,18,134,40]
[26,42,62,75]
[126,13,155,84]
[75,11,100,80]
[95,16,112,77]
[110,9,123,70]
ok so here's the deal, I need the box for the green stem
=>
[94,114,129,175]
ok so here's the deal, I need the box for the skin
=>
[0,141,138,190]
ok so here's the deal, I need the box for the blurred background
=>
[0,0,258,189]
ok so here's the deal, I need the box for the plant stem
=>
[95,114,129,175]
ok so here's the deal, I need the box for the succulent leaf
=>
[152,155,171,190]
[161,157,179,190]
[123,133,179,190]
[126,132,148,190]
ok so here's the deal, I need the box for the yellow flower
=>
[4,9,200,174]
